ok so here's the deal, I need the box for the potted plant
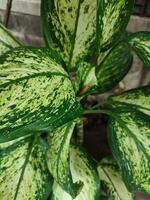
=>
[0,0,150,199]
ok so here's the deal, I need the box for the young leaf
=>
[74,62,97,95]
[51,145,100,200]
[0,136,52,200]
[109,86,150,116]
[108,108,150,194]
[98,157,134,200]
[0,23,20,56]
[96,42,133,93]
[46,121,83,198]
[0,47,82,143]
[41,0,97,70]
[128,32,150,69]
[97,0,134,51]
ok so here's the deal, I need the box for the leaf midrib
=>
[0,71,68,89]
[110,100,150,113]
[68,0,81,68]
[13,135,38,200]
[102,167,122,200]
[111,112,150,162]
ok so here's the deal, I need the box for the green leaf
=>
[96,42,133,93]
[128,32,150,69]
[97,0,134,51]
[0,47,82,143]
[51,145,100,200]
[46,121,83,198]
[109,86,150,116]
[107,87,150,193]
[74,62,97,95]
[41,0,97,70]
[0,23,20,56]
[108,107,150,194]
[0,136,52,200]
[98,157,134,200]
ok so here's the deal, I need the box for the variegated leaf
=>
[98,157,134,200]
[128,32,150,69]
[0,23,20,56]
[97,0,134,51]
[46,121,83,198]
[41,0,97,70]
[51,145,100,200]
[0,47,82,143]
[109,86,150,116]
[0,136,52,200]
[96,42,133,93]
[108,108,150,194]
[74,62,97,95]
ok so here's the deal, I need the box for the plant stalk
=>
[4,0,13,27]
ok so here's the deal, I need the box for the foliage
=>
[0,0,150,199]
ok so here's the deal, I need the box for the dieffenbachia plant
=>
[0,0,150,199]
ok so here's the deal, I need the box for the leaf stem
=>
[91,99,111,109]
[84,109,113,116]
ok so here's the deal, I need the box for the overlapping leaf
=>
[97,0,134,51]
[0,47,82,143]
[108,109,150,194]
[0,23,20,56]
[46,121,83,198]
[109,86,150,116]
[0,136,52,200]
[128,31,150,69]
[74,62,97,95]
[51,145,100,200]
[98,157,134,200]
[96,42,133,93]
[41,0,97,70]
[108,89,150,194]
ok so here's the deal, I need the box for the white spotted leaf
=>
[46,121,83,198]
[109,86,150,116]
[108,107,150,194]
[41,0,97,70]
[96,42,133,93]
[74,61,97,95]
[51,145,100,200]
[97,0,134,51]
[98,157,134,200]
[0,47,82,143]
[0,136,52,200]
[128,32,150,69]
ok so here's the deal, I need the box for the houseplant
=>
[0,0,150,199]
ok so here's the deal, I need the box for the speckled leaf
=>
[98,157,134,200]
[41,0,97,70]
[46,121,83,198]
[51,145,100,200]
[96,42,133,93]
[97,0,134,51]
[109,86,150,116]
[74,62,97,95]
[128,32,150,69]
[108,108,150,194]
[0,136,52,200]
[0,23,20,56]
[0,47,82,143]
